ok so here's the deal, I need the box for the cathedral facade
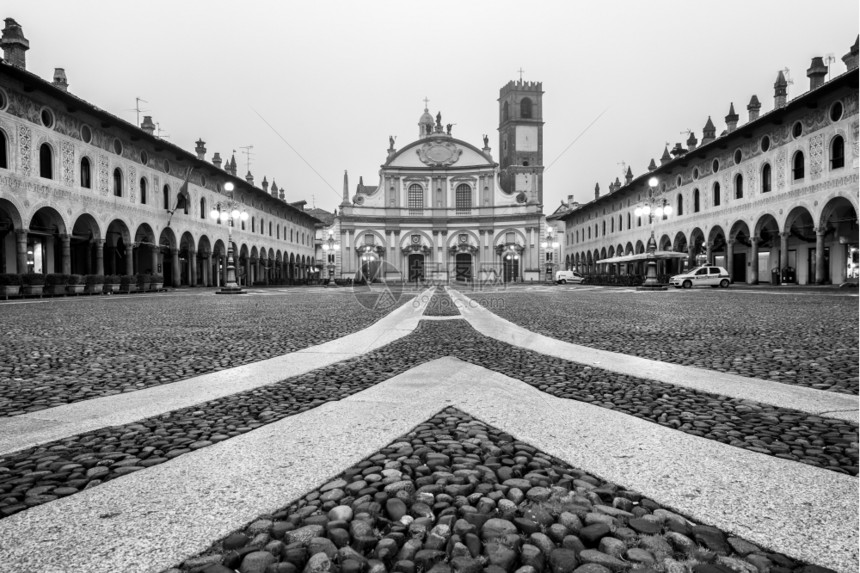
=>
[333,80,553,284]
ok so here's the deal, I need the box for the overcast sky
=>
[5,1,858,212]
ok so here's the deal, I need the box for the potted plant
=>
[120,274,137,293]
[45,273,69,295]
[0,273,22,297]
[136,273,151,292]
[85,274,105,294]
[22,273,45,296]
[66,274,85,295]
[149,273,164,291]
[103,274,120,293]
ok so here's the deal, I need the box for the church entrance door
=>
[408,254,424,283]
[503,255,519,283]
[455,253,472,283]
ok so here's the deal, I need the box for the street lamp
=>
[634,177,673,289]
[321,229,340,287]
[209,181,249,294]
[540,228,560,283]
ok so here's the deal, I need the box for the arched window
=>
[112,168,123,197]
[200,197,206,219]
[618,215,622,231]
[831,136,845,169]
[408,184,424,214]
[0,130,7,169]
[761,164,771,193]
[712,182,721,207]
[277,225,280,240]
[261,218,264,235]
[694,188,700,212]
[520,98,533,119]
[251,217,255,233]
[677,194,684,216]
[269,221,273,236]
[793,151,805,180]
[610,218,614,233]
[602,221,606,235]
[140,178,147,204]
[734,174,743,199]
[455,184,471,214]
[503,101,509,121]
[627,213,631,229]
[80,157,92,188]
[587,227,591,239]
[163,185,170,210]
[39,143,53,179]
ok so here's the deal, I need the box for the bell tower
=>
[498,78,544,204]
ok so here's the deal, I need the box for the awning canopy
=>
[595,251,689,264]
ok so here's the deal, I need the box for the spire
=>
[594,182,600,201]
[747,95,761,122]
[245,171,254,185]
[842,35,859,71]
[648,158,657,171]
[271,180,279,197]
[725,103,739,133]
[660,145,672,165]
[774,71,788,109]
[686,131,698,151]
[341,170,350,206]
[625,166,633,184]
[261,176,269,193]
[701,116,716,145]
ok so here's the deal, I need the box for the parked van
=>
[555,270,585,284]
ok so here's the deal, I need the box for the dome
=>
[419,107,433,125]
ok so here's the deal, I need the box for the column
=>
[204,252,212,286]
[725,239,735,282]
[126,243,136,276]
[170,249,179,287]
[264,260,269,285]
[749,237,759,284]
[95,239,105,276]
[705,241,713,265]
[15,229,28,274]
[221,255,227,286]
[687,246,695,269]
[60,234,71,275]
[246,257,252,286]
[779,231,789,272]
[189,249,197,287]
[815,227,826,285]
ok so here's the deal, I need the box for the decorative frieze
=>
[776,149,786,190]
[61,140,75,187]
[97,154,108,195]
[17,125,31,176]
[129,166,136,202]
[809,134,824,180]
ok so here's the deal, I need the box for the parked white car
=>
[555,270,585,284]
[670,265,731,288]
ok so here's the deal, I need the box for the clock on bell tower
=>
[498,77,544,203]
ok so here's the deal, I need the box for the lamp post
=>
[540,228,560,283]
[209,182,249,294]
[321,230,340,287]
[634,177,673,290]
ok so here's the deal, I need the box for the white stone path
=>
[0,288,857,572]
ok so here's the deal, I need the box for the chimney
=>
[701,116,716,145]
[648,158,657,171]
[567,194,574,204]
[341,170,350,206]
[261,176,269,193]
[245,171,254,185]
[140,115,156,136]
[613,177,621,191]
[774,71,788,109]
[52,68,68,92]
[807,57,828,90]
[747,95,761,122]
[227,155,237,176]
[279,189,285,201]
[212,152,222,169]
[842,35,859,71]
[194,139,206,160]
[625,166,633,184]
[1,18,29,69]
[594,182,600,201]
[660,145,672,165]
[686,131,698,151]
[271,180,279,197]
[670,143,687,157]
[725,103,739,133]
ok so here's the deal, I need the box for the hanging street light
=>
[635,177,673,289]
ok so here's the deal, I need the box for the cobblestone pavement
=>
[167,408,831,573]
[2,320,855,520]
[0,290,411,417]
[465,287,859,394]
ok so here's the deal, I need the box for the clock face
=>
[516,125,538,152]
